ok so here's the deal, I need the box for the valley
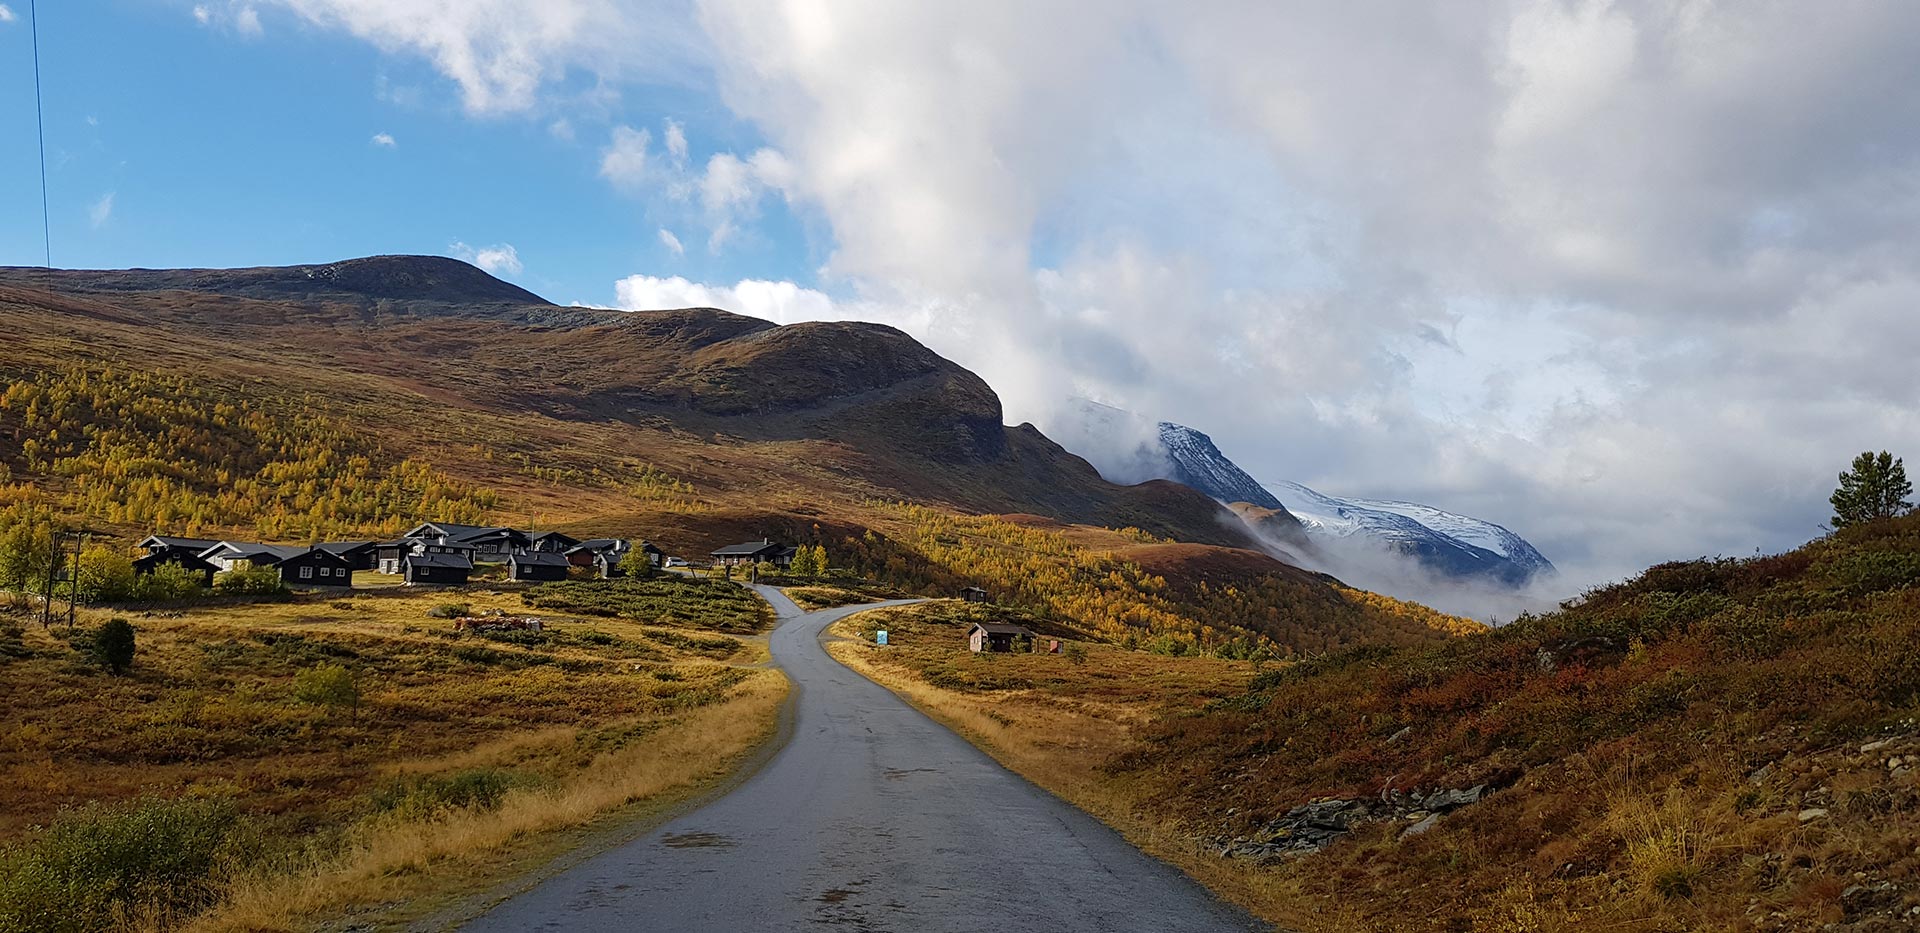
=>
[1,257,1915,932]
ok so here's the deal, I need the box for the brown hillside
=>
[0,260,1240,547]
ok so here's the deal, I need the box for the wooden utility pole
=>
[67,529,85,633]
[40,528,60,630]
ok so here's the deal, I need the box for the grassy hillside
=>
[837,515,1920,931]
[0,258,1483,656]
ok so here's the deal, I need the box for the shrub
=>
[426,602,470,619]
[291,663,359,719]
[92,619,135,675]
[212,562,286,597]
[70,547,136,604]
[522,577,771,633]
[0,797,242,933]
[620,547,655,578]
[131,561,204,602]
[370,768,517,821]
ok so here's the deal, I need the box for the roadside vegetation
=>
[521,576,771,633]
[0,586,785,931]
[838,515,1920,931]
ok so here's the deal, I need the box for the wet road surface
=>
[461,586,1264,932]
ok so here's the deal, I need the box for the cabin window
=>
[299,566,313,579]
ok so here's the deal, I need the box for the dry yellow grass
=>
[187,667,787,932]
[2,581,795,932]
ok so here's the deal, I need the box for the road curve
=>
[461,586,1264,933]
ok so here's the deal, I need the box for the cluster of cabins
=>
[133,522,663,589]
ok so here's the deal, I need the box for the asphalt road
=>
[461,586,1264,933]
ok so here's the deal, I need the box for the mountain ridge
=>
[0,256,1251,549]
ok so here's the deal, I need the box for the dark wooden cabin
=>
[131,550,217,587]
[508,550,571,582]
[402,551,472,586]
[278,548,355,588]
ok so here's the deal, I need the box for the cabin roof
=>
[140,535,222,550]
[509,551,571,568]
[316,541,375,555]
[711,540,784,556]
[566,538,627,554]
[405,552,473,570]
[281,548,352,567]
[202,542,311,562]
[969,622,1033,636]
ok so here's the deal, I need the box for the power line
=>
[30,0,50,268]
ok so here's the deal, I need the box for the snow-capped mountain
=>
[1268,481,1556,586]
[1158,422,1285,511]
[1044,400,1555,594]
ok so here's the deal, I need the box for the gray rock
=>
[1400,813,1442,839]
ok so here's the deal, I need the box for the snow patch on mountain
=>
[1159,423,1285,511]
[1269,481,1557,586]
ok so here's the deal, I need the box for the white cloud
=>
[0,5,16,24]
[370,132,396,147]
[598,124,651,191]
[613,275,851,326]
[663,119,687,164]
[270,0,1920,596]
[254,0,703,114]
[89,192,114,229]
[192,2,262,35]
[548,118,574,141]
[597,121,793,252]
[449,241,524,276]
[656,228,684,257]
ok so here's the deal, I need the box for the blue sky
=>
[0,0,814,304]
[2,1,1918,601]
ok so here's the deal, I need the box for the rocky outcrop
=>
[1207,784,1490,863]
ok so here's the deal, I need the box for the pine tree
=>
[1831,450,1914,529]
[93,618,136,674]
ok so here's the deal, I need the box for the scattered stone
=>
[1861,739,1893,753]
[1748,762,1775,785]
[1797,808,1829,823]
[1385,726,1412,744]
[1424,785,1486,810]
[1211,783,1495,859]
[1840,881,1898,918]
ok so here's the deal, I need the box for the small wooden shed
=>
[967,621,1033,653]
[960,586,991,603]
